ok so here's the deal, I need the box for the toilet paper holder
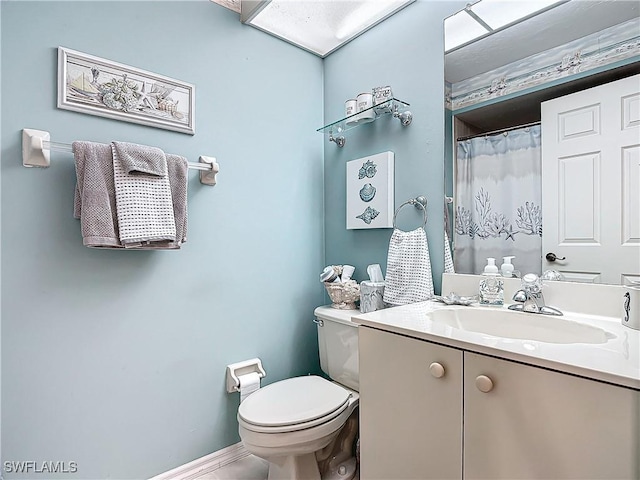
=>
[226,358,267,393]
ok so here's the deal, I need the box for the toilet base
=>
[317,408,359,480]
[268,453,321,480]
[256,408,360,480]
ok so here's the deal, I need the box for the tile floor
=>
[194,453,360,480]
[195,455,268,480]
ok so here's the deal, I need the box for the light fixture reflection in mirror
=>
[444,0,566,52]
[241,0,415,57]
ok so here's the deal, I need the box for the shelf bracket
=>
[329,132,345,148]
[394,109,413,126]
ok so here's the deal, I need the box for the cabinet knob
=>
[429,362,445,378]
[475,375,494,393]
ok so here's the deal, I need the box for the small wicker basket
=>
[324,280,360,310]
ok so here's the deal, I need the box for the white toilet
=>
[237,306,360,480]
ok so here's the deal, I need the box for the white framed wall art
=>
[346,151,395,229]
[57,47,195,135]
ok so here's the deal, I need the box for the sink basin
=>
[428,308,614,344]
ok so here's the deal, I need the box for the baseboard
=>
[149,442,250,480]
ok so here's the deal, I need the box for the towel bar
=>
[21,128,219,186]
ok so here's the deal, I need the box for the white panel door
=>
[542,74,640,284]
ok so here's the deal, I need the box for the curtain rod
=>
[457,121,541,142]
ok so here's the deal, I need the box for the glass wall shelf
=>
[317,98,412,147]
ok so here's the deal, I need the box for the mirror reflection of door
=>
[541,74,640,285]
[444,0,640,285]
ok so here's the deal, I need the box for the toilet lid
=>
[238,376,351,428]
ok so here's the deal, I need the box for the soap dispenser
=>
[501,256,515,277]
[479,258,504,306]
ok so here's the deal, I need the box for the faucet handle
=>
[512,289,527,303]
[521,273,543,293]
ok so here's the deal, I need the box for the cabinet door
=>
[464,352,640,479]
[359,326,463,479]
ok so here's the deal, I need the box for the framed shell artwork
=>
[346,151,395,229]
[57,47,195,135]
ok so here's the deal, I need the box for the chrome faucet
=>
[508,273,563,316]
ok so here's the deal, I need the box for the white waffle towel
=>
[112,141,176,246]
[444,230,455,273]
[383,227,434,306]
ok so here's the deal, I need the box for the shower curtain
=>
[454,125,542,276]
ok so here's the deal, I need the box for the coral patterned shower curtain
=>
[454,125,542,276]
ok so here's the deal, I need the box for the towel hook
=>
[393,196,428,229]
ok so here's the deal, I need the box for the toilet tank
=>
[314,306,360,391]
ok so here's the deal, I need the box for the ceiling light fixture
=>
[241,0,415,58]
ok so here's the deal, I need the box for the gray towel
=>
[111,141,176,246]
[166,153,188,246]
[112,140,167,176]
[73,142,188,250]
[73,141,121,248]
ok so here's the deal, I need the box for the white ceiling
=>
[445,0,640,83]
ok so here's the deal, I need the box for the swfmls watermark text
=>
[3,461,78,474]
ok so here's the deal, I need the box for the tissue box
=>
[324,281,360,310]
[360,281,386,313]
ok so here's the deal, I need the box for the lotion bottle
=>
[501,256,515,277]
[479,258,504,306]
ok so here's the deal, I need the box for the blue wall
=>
[1,0,470,478]
[323,0,466,295]
[1,1,324,478]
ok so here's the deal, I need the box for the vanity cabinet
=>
[359,326,640,480]
[359,325,463,479]
[464,351,639,479]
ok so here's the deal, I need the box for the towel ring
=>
[393,196,428,229]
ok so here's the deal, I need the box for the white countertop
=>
[348,301,640,390]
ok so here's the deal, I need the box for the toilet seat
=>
[238,376,352,434]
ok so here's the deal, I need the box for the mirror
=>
[444,0,640,285]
